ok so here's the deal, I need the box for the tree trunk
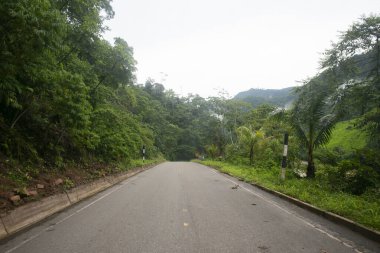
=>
[306,144,315,178]
[249,145,254,165]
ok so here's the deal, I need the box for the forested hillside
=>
[234,87,296,108]
[0,1,258,200]
[0,1,217,166]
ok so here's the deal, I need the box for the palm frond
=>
[314,113,337,148]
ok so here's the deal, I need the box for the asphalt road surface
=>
[1,162,379,253]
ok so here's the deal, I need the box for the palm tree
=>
[205,144,218,159]
[237,125,264,165]
[291,79,338,178]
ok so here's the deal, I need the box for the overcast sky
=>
[103,0,379,98]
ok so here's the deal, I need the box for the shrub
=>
[314,148,344,166]
[224,143,247,164]
[205,144,218,160]
[327,160,379,195]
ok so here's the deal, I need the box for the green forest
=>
[0,1,379,229]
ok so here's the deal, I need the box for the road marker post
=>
[281,133,289,180]
[142,145,146,163]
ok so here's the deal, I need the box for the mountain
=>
[234,87,296,108]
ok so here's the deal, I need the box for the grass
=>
[126,158,165,169]
[195,160,380,232]
[326,119,369,152]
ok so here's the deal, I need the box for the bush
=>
[356,148,380,175]
[314,147,345,166]
[224,143,247,164]
[254,138,282,168]
[327,160,380,195]
[205,144,218,160]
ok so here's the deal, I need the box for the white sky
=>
[103,0,379,98]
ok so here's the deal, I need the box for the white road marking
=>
[211,170,363,253]
[4,232,44,253]
[4,178,137,253]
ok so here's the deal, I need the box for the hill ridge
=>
[234,86,296,108]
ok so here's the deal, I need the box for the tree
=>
[92,38,136,93]
[0,0,150,165]
[237,125,264,165]
[290,79,338,178]
[0,0,65,121]
[322,14,380,147]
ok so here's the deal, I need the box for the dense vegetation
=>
[0,1,213,167]
[0,1,255,195]
[198,15,380,229]
[0,1,379,228]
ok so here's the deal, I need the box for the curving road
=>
[0,162,379,253]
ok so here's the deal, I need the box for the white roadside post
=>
[281,133,289,180]
[142,145,146,163]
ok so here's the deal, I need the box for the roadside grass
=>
[125,157,165,170]
[326,119,369,152]
[194,160,380,232]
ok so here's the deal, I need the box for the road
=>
[0,162,379,253]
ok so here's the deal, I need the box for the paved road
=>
[0,162,379,253]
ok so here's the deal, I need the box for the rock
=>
[11,188,34,197]
[37,184,45,189]
[9,195,21,204]
[18,187,29,197]
[54,178,64,185]
[12,187,39,197]
[28,190,38,197]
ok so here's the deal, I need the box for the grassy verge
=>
[194,160,380,232]
[125,158,165,170]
